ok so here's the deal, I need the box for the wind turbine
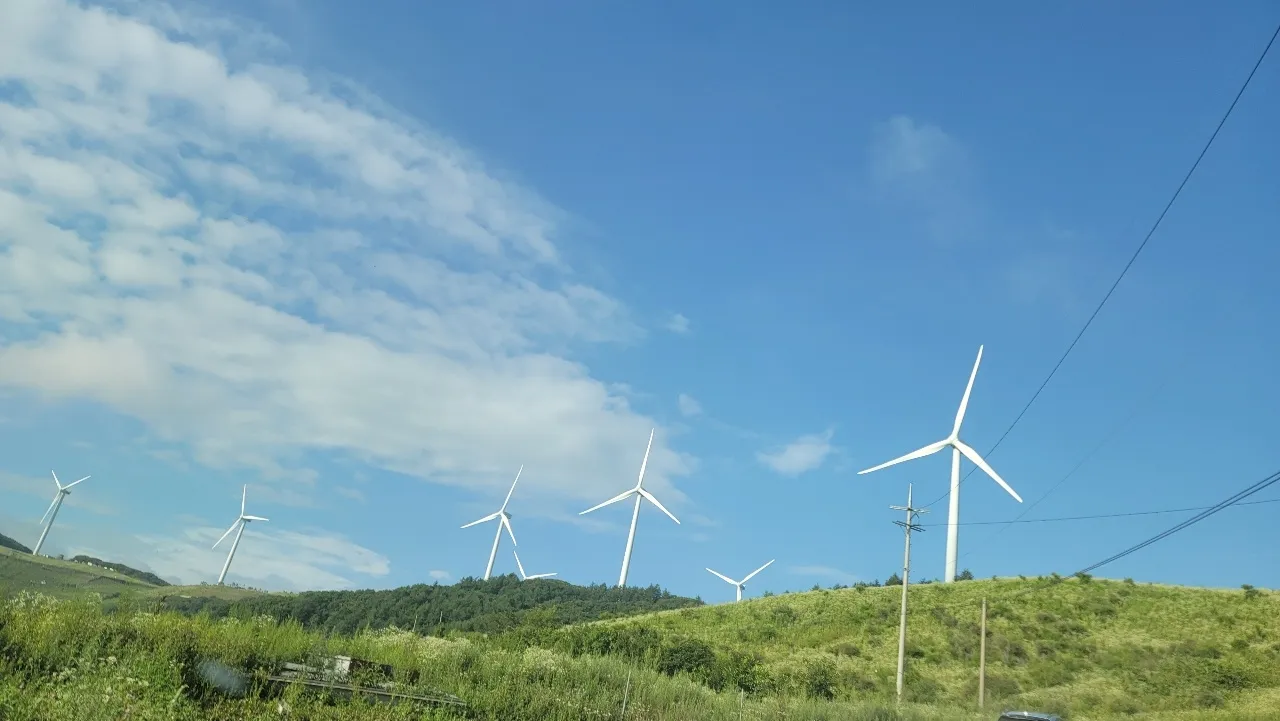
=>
[513,550,556,580]
[705,559,774,602]
[461,466,522,581]
[580,428,680,587]
[32,471,91,556]
[858,345,1022,583]
[213,485,269,585]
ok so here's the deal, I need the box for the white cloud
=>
[139,524,390,590]
[428,569,450,581]
[677,393,702,417]
[666,313,691,334]
[868,115,977,243]
[756,429,834,476]
[334,486,366,503]
[789,564,857,585]
[0,1,693,520]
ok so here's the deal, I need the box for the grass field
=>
[3,569,1280,720]
[0,546,154,600]
[582,575,1280,717]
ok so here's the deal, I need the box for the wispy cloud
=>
[868,115,978,244]
[0,0,694,520]
[789,564,857,585]
[677,393,703,417]
[428,569,451,581]
[665,313,691,334]
[757,429,835,476]
[138,524,390,590]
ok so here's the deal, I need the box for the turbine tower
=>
[705,559,774,602]
[513,550,556,580]
[461,466,522,580]
[213,485,269,585]
[858,345,1022,583]
[580,428,680,587]
[32,471,91,556]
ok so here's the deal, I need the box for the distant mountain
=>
[160,574,702,635]
[68,555,171,587]
[0,532,32,554]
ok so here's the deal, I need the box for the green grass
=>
[3,576,1280,720]
[579,576,1280,717]
[0,546,155,600]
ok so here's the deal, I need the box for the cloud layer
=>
[756,429,835,476]
[0,0,695,528]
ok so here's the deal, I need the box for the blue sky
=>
[0,0,1277,600]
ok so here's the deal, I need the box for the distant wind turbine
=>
[858,345,1022,583]
[580,429,680,587]
[513,549,556,580]
[706,559,775,602]
[213,485,269,585]
[32,471,91,557]
[461,466,523,580]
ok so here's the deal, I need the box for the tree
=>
[956,569,975,581]
[885,572,903,586]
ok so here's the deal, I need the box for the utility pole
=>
[979,598,988,710]
[891,483,928,701]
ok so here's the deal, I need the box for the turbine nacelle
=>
[706,560,775,602]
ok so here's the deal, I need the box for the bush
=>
[655,637,716,681]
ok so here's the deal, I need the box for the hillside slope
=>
[548,576,1280,717]
[0,546,156,600]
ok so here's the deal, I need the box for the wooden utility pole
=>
[890,484,928,701]
[978,598,988,710]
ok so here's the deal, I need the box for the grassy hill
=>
[0,546,156,600]
[519,575,1280,718]
[3,577,1279,720]
[68,554,170,586]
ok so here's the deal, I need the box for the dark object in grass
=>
[264,654,466,708]
[997,712,1062,721]
[197,659,249,698]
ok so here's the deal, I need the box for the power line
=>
[920,20,1280,512]
[920,496,1280,528]
[1073,467,1280,577]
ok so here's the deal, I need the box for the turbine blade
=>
[528,573,557,579]
[499,465,523,511]
[635,428,655,489]
[706,568,738,585]
[501,514,518,547]
[63,475,91,489]
[954,440,1022,503]
[952,345,984,436]
[213,519,240,549]
[51,470,62,490]
[579,488,636,515]
[638,488,680,524]
[742,559,775,583]
[242,515,269,522]
[857,439,949,475]
[461,511,501,529]
[513,550,527,579]
[39,495,59,525]
[241,485,247,516]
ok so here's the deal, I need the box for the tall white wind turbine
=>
[513,550,557,580]
[705,559,774,602]
[213,485,269,585]
[580,429,680,587]
[858,345,1022,583]
[32,471,91,556]
[461,466,523,581]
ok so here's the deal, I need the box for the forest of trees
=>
[0,532,32,554]
[157,574,702,635]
